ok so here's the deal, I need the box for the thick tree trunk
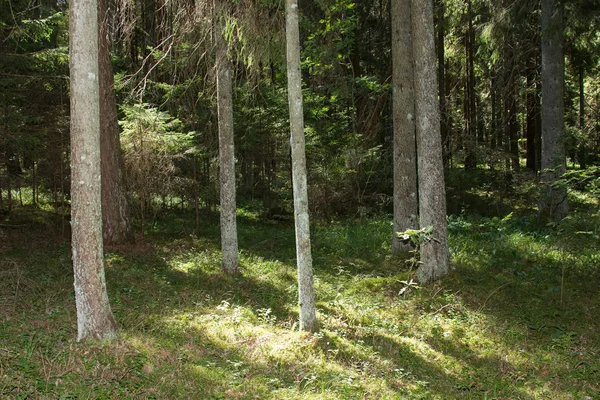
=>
[69,0,116,341]
[539,0,568,220]
[411,0,450,283]
[99,0,134,245]
[391,0,418,255]
[286,0,317,332]
[215,0,239,274]
[436,0,449,168]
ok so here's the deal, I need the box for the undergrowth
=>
[1,196,599,399]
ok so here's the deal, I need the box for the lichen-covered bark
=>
[539,0,568,220]
[216,0,239,274]
[410,0,450,283]
[391,0,418,255]
[70,0,116,341]
[99,0,134,245]
[286,0,317,332]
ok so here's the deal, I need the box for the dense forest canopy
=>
[1,0,599,220]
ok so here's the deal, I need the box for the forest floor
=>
[1,190,599,399]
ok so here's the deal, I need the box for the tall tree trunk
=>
[578,65,586,168]
[99,0,134,245]
[526,53,540,171]
[193,155,200,237]
[464,0,477,170]
[6,173,12,216]
[215,0,239,274]
[69,0,117,341]
[539,0,568,220]
[391,0,418,255]
[31,161,37,206]
[507,77,519,170]
[411,0,450,283]
[436,0,449,169]
[286,0,317,332]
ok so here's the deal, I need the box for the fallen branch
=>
[478,282,512,312]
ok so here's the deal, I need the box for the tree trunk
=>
[286,0,317,332]
[539,0,568,220]
[436,0,449,168]
[464,0,477,170]
[193,155,200,237]
[526,53,541,171]
[391,0,418,255]
[578,65,586,169]
[69,0,117,341]
[215,0,239,274]
[507,78,519,170]
[99,0,134,245]
[411,0,450,283]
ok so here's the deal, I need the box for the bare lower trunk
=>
[215,0,239,274]
[193,156,200,237]
[411,0,450,283]
[286,0,317,332]
[99,0,134,245]
[391,0,418,255]
[70,0,116,341]
[539,0,567,220]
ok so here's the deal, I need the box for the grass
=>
[1,199,599,399]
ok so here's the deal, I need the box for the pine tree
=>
[411,0,450,283]
[286,0,317,332]
[215,0,239,274]
[391,0,418,255]
[70,0,117,341]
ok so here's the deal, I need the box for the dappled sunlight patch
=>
[3,211,599,399]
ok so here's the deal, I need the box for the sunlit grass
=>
[1,204,599,399]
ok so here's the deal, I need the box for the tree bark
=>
[69,0,117,341]
[578,66,586,168]
[286,0,317,332]
[539,0,568,220]
[526,52,541,172]
[391,0,418,255]
[436,0,449,168]
[464,0,477,170]
[99,0,134,245]
[215,0,239,274]
[411,0,450,283]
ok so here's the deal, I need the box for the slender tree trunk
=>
[69,0,116,341]
[411,0,450,283]
[539,0,567,220]
[464,0,477,170]
[391,0,418,255]
[215,0,239,274]
[578,66,586,168]
[507,78,519,170]
[7,175,12,215]
[99,0,134,245]
[286,0,317,332]
[31,161,37,206]
[526,56,539,171]
[193,155,200,237]
[491,73,497,152]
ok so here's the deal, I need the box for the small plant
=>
[395,226,433,296]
